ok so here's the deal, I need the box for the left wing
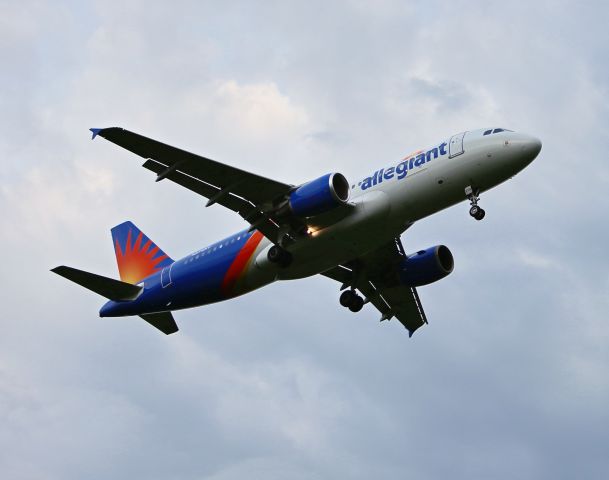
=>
[321,237,428,337]
[90,127,296,243]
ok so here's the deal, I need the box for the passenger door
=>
[448,132,466,158]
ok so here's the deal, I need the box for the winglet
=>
[89,128,103,140]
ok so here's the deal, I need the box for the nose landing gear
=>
[465,186,486,221]
[339,289,364,312]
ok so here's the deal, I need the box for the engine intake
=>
[399,245,454,287]
[289,173,349,217]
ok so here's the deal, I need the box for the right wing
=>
[90,127,297,243]
[321,237,427,337]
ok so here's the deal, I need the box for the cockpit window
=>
[485,128,514,136]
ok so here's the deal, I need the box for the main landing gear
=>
[465,185,486,221]
[267,244,292,267]
[339,289,364,312]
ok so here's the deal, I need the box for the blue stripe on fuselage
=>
[100,229,255,317]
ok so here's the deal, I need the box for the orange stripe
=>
[221,231,264,297]
[401,149,424,160]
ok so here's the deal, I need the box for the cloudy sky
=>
[1,1,609,478]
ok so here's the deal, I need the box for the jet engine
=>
[288,173,350,217]
[399,245,454,287]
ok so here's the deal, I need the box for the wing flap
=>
[376,285,427,336]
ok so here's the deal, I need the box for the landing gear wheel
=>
[466,185,485,221]
[348,295,364,312]
[474,208,486,221]
[267,245,292,267]
[340,290,357,307]
[339,290,364,312]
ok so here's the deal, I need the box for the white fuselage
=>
[235,128,541,294]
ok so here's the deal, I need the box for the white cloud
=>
[516,248,559,270]
[208,80,310,141]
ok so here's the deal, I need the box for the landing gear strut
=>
[465,185,486,221]
[339,289,364,312]
[267,245,292,267]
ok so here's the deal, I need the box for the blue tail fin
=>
[111,221,173,284]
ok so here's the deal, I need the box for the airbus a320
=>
[52,127,542,336]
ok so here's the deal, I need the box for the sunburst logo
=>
[114,227,171,284]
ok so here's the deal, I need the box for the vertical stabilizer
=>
[111,221,173,284]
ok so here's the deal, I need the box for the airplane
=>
[52,127,542,337]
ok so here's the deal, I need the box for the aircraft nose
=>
[524,135,542,158]
[509,133,542,164]
[518,134,541,160]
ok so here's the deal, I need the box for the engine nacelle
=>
[399,245,454,287]
[288,173,350,217]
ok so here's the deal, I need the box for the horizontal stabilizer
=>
[51,266,142,301]
[139,312,179,335]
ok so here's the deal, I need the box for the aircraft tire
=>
[348,295,364,313]
[340,290,356,307]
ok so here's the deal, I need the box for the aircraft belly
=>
[276,191,396,280]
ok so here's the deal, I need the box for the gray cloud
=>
[1,1,608,479]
